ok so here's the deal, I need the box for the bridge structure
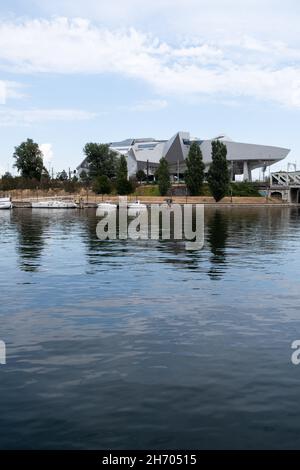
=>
[269,171,300,203]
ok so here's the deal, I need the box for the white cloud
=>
[0,17,299,108]
[0,81,5,104]
[39,143,54,164]
[0,80,25,104]
[124,99,168,112]
[0,165,7,177]
[171,45,223,62]
[0,107,97,126]
[30,1,300,44]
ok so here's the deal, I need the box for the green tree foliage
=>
[207,140,230,202]
[92,175,112,194]
[185,141,205,196]
[40,172,51,190]
[13,138,46,180]
[0,172,15,191]
[63,177,80,193]
[136,169,146,184]
[83,143,118,179]
[230,182,261,197]
[79,170,91,188]
[0,173,87,193]
[57,170,68,181]
[116,155,133,195]
[156,157,171,196]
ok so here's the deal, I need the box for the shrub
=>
[92,175,112,194]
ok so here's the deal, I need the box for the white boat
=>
[97,201,117,211]
[96,201,117,217]
[0,197,12,210]
[31,200,78,209]
[128,200,147,212]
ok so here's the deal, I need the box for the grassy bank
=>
[134,182,262,198]
[4,182,270,205]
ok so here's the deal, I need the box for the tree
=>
[136,169,146,184]
[116,155,133,195]
[92,175,112,194]
[57,170,68,181]
[63,178,79,193]
[79,170,91,188]
[13,139,45,180]
[156,157,171,196]
[2,171,12,179]
[207,140,230,202]
[0,172,15,191]
[185,141,205,196]
[83,143,118,179]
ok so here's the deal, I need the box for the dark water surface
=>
[1,206,300,449]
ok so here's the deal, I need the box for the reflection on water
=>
[207,210,228,279]
[11,210,49,272]
[1,206,300,449]
[6,206,294,275]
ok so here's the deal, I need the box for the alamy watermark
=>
[291,340,300,365]
[95,197,204,250]
[0,340,6,365]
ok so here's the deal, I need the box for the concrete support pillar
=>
[243,161,252,182]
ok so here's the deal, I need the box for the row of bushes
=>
[91,175,137,195]
[135,182,261,197]
[0,175,83,193]
[230,182,261,197]
[0,173,262,198]
[0,173,138,195]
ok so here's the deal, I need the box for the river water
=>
[0,206,300,449]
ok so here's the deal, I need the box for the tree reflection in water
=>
[207,210,228,280]
[12,209,49,272]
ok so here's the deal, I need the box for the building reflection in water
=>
[10,205,300,276]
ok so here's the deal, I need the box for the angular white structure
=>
[77,132,290,182]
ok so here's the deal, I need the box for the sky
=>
[0,0,299,177]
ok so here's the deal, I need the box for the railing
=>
[271,172,300,186]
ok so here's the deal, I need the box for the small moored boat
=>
[31,200,78,209]
[96,201,117,216]
[0,197,12,210]
[128,200,147,213]
[97,201,117,211]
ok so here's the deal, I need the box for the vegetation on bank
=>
[135,183,261,198]
[0,138,262,200]
[0,172,83,193]
[230,182,261,197]
[156,158,171,196]
[134,185,161,197]
[207,140,230,202]
[185,141,205,196]
[116,155,134,195]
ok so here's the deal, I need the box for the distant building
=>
[77,132,290,182]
